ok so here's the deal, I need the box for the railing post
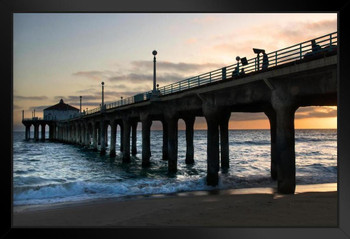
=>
[222,67,226,80]
[198,76,200,86]
[209,72,211,83]
[275,52,278,67]
[255,58,257,71]
[299,43,302,60]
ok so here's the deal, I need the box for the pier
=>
[22,32,337,194]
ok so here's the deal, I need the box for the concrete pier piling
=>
[92,123,97,150]
[100,120,106,155]
[271,90,298,194]
[131,121,138,156]
[25,125,30,140]
[122,119,131,163]
[34,124,39,141]
[162,120,168,161]
[41,124,45,141]
[205,114,220,186]
[141,116,152,167]
[110,122,117,157]
[120,124,124,153]
[219,112,231,169]
[275,106,297,194]
[184,116,195,164]
[165,113,178,173]
[265,109,278,180]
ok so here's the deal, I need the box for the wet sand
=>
[13,183,337,227]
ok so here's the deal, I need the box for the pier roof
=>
[44,99,79,111]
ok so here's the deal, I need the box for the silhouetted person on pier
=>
[232,67,245,78]
[232,66,239,78]
[262,52,269,70]
[311,39,321,52]
[304,39,323,59]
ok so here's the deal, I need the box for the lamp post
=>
[80,96,82,114]
[236,56,240,74]
[152,50,157,94]
[101,82,105,111]
[151,50,160,100]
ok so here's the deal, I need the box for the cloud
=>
[72,70,119,81]
[28,105,51,111]
[228,106,337,122]
[54,95,100,102]
[230,112,267,121]
[295,106,337,119]
[14,95,48,101]
[13,104,22,110]
[210,18,337,57]
[109,72,185,84]
[193,16,222,24]
[186,38,198,44]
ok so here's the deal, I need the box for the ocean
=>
[12,129,337,206]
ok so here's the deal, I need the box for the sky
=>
[13,13,337,131]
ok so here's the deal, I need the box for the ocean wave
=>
[13,178,210,205]
[233,140,270,145]
[14,175,67,187]
[295,137,336,142]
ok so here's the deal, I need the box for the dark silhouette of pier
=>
[22,32,337,194]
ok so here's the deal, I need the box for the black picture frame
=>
[2,0,350,238]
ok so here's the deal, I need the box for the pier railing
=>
[84,32,337,116]
[22,117,43,121]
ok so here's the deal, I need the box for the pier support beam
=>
[92,123,98,151]
[141,116,152,167]
[120,124,124,153]
[203,101,220,186]
[265,108,277,180]
[75,124,78,143]
[41,124,46,141]
[80,124,85,145]
[85,124,90,146]
[81,124,86,145]
[122,119,131,163]
[110,122,117,157]
[25,125,30,140]
[131,121,138,156]
[162,120,168,161]
[275,106,297,194]
[105,125,108,147]
[205,115,220,186]
[165,113,178,173]
[100,120,106,155]
[184,116,195,164]
[34,123,39,141]
[49,124,54,140]
[219,111,231,169]
[272,92,297,194]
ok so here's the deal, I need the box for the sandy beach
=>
[12,183,337,227]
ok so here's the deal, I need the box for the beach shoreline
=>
[13,183,337,227]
